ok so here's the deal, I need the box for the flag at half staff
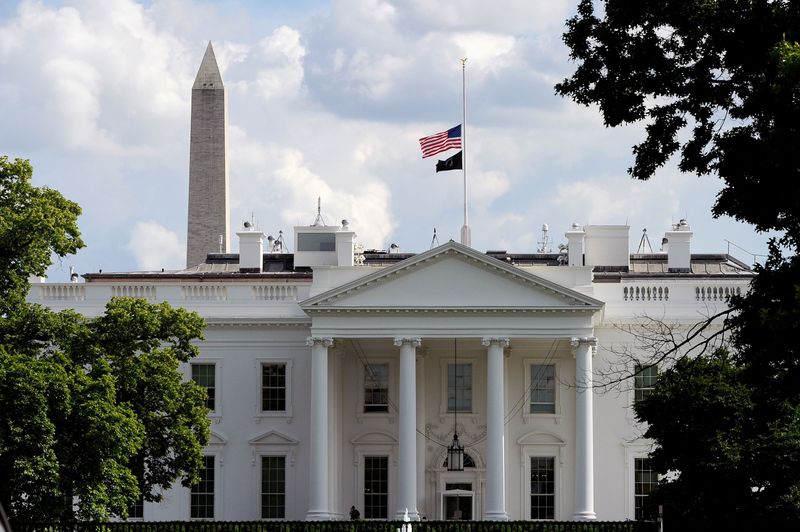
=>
[419,124,462,158]
[436,151,462,172]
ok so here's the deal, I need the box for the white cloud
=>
[127,221,185,270]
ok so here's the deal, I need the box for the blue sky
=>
[0,0,774,278]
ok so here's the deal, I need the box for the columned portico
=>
[306,336,335,520]
[571,336,597,520]
[394,336,421,520]
[482,336,510,521]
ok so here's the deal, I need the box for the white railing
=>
[696,285,742,302]
[38,284,86,301]
[111,285,156,300]
[252,285,299,301]
[623,285,669,302]
[181,285,228,301]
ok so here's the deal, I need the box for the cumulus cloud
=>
[127,221,185,270]
[0,0,770,277]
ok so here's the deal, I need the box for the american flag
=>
[419,125,462,158]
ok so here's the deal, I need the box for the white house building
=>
[26,43,754,523]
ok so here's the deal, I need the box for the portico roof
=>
[300,242,603,338]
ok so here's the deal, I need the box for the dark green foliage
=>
[10,521,658,532]
[556,1,800,238]
[0,157,209,521]
[558,1,800,527]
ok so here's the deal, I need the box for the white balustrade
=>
[111,285,156,300]
[38,284,86,301]
[252,284,299,301]
[622,285,669,302]
[181,285,228,301]
[696,285,741,302]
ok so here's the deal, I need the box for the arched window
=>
[443,452,475,468]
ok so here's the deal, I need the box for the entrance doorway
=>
[442,484,473,520]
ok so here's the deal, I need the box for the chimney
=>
[335,220,356,267]
[565,223,585,266]
[584,225,630,268]
[665,219,692,272]
[237,222,264,272]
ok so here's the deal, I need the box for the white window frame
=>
[254,358,293,421]
[189,452,221,520]
[439,358,479,422]
[628,361,658,422]
[518,432,566,521]
[249,430,299,520]
[522,358,563,424]
[351,432,397,521]
[259,454,289,520]
[188,358,222,420]
[623,440,658,520]
[356,358,397,423]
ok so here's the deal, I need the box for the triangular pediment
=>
[302,241,602,312]
[248,429,299,446]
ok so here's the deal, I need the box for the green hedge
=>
[12,521,658,532]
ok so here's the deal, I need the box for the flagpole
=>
[460,57,471,247]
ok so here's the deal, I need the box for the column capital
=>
[393,336,422,348]
[570,336,597,354]
[481,336,510,348]
[306,336,334,348]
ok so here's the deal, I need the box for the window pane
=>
[448,363,472,412]
[262,363,287,411]
[261,456,286,519]
[191,456,214,519]
[634,364,658,403]
[364,456,388,519]
[297,233,336,251]
[192,363,216,412]
[530,457,555,520]
[635,457,657,521]
[364,363,389,413]
[530,364,556,414]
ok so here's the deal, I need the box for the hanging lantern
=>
[447,433,464,472]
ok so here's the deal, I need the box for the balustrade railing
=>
[111,285,156,300]
[695,285,741,302]
[181,285,228,301]
[253,284,299,301]
[623,285,669,302]
[38,284,86,301]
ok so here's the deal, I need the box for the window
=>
[530,364,556,414]
[447,363,472,412]
[191,456,215,519]
[297,233,336,251]
[364,363,389,413]
[261,456,286,519]
[635,457,657,521]
[262,363,286,411]
[127,495,143,520]
[530,457,555,520]
[634,364,657,403]
[192,363,216,412]
[364,456,388,519]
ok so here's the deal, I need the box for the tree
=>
[557,1,800,526]
[0,157,209,521]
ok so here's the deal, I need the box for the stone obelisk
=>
[186,42,230,267]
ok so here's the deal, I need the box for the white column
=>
[394,336,421,520]
[482,336,509,521]
[306,336,334,520]
[571,336,597,520]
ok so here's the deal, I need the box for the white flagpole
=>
[460,57,471,247]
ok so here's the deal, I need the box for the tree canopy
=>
[557,0,800,243]
[557,1,800,527]
[0,156,209,521]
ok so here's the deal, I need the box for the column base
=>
[572,511,597,521]
[484,511,510,521]
[394,509,420,521]
[306,510,337,521]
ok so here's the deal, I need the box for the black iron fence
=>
[13,521,659,532]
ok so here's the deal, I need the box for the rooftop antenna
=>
[537,224,551,253]
[637,228,653,253]
[312,197,326,226]
[430,228,441,249]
